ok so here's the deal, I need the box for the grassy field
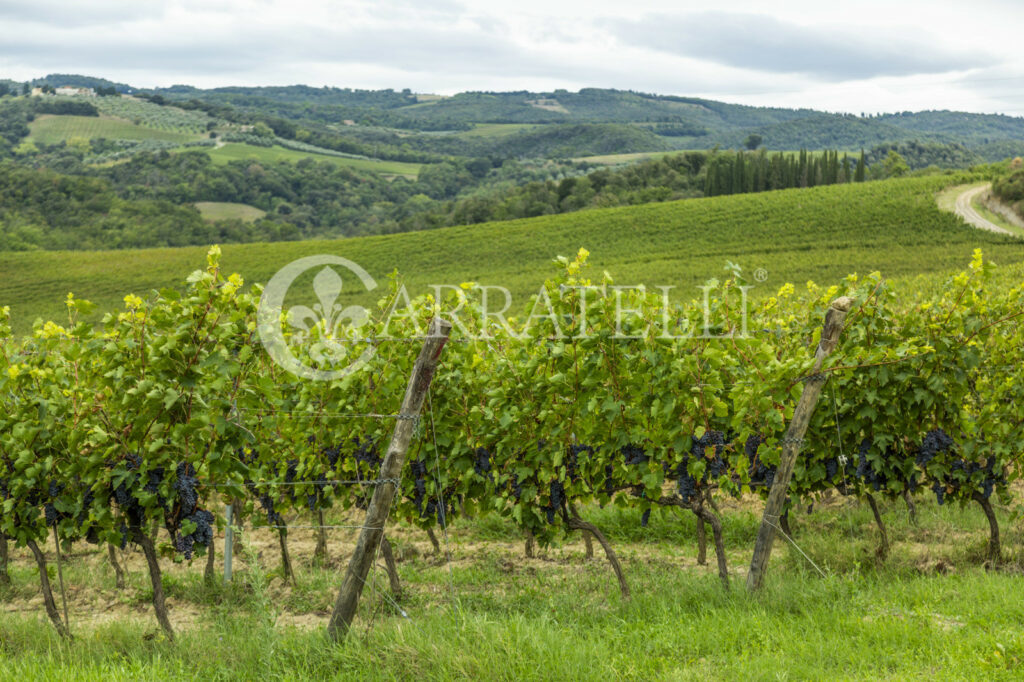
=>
[194,201,267,223]
[457,123,540,139]
[1,490,1022,680]
[574,151,672,165]
[28,115,197,145]
[1,175,1022,333]
[205,143,422,177]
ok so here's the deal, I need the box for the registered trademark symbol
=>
[754,268,769,283]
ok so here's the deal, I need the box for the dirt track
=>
[953,183,1015,236]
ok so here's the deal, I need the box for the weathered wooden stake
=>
[747,296,852,591]
[327,318,451,641]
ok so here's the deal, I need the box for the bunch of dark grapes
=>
[694,431,728,477]
[621,444,648,466]
[473,447,493,481]
[545,480,565,524]
[424,493,455,526]
[604,464,616,495]
[175,509,215,560]
[44,480,65,526]
[746,435,776,489]
[410,459,429,515]
[676,463,698,504]
[257,492,283,526]
[174,462,199,516]
[354,437,380,469]
[855,439,876,486]
[917,429,954,466]
[322,445,342,468]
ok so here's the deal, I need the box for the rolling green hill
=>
[2,174,1021,334]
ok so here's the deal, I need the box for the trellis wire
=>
[427,386,459,626]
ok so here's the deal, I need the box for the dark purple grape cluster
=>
[175,509,215,560]
[410,459,428,515]
[694,431,727,478]
[545,480,565,524]
[746,435,776,489]
[917,429,954,466]
[354,437,380,468]
[174,462,199,515]
[473,447,493,480]
[621,444,648,466]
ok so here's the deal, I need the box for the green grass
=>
[28,115,197,145]
[457,123,540,139]
[573,151,673,165]
[205,143,422,177]
[193,201,267,223]
[2,175,1022,333]
[973,195,1024,237]
[1,491,1022,680]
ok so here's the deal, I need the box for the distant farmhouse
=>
[31,86,96,97]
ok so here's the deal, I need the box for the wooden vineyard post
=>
[746,296,852,592]
[327,318,452,641]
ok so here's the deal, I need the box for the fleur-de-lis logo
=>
[258,256,378,381]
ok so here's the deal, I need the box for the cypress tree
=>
[855,150,867,182]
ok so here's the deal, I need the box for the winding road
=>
[952,183,1015,236]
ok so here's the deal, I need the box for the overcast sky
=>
[1,0,1022,115]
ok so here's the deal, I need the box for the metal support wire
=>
[427,387,459,626]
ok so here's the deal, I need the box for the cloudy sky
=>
[1,0,1022,115]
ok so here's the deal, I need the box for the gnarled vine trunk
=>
[524,530,535,559]
[133,530,174,641]
[904,490,918,527]
[692,496,729,590]
[313,510,329,566]
[107,544,126,590]
[695,514,708,565]
[567,513,630,599]
[865,494,889,559]
[426,527,442,555]
[379,535,402,599]
[779,510,793,539]
[0,533,10,586]
[204,540,216,587]
[972,492,1001,565]
[278,527,295,585]
[26,539,69,638]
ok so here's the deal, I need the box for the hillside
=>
[148,84,1024,158]
[2,174,1021,333]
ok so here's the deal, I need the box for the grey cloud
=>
[0,0,162,27]
[609,12,996,80]
[0,19,583,82]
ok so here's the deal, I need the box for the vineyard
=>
[3,174,1024,335]
[1,244,1023,678]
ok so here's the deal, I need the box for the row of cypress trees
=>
[704,148,867,197]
